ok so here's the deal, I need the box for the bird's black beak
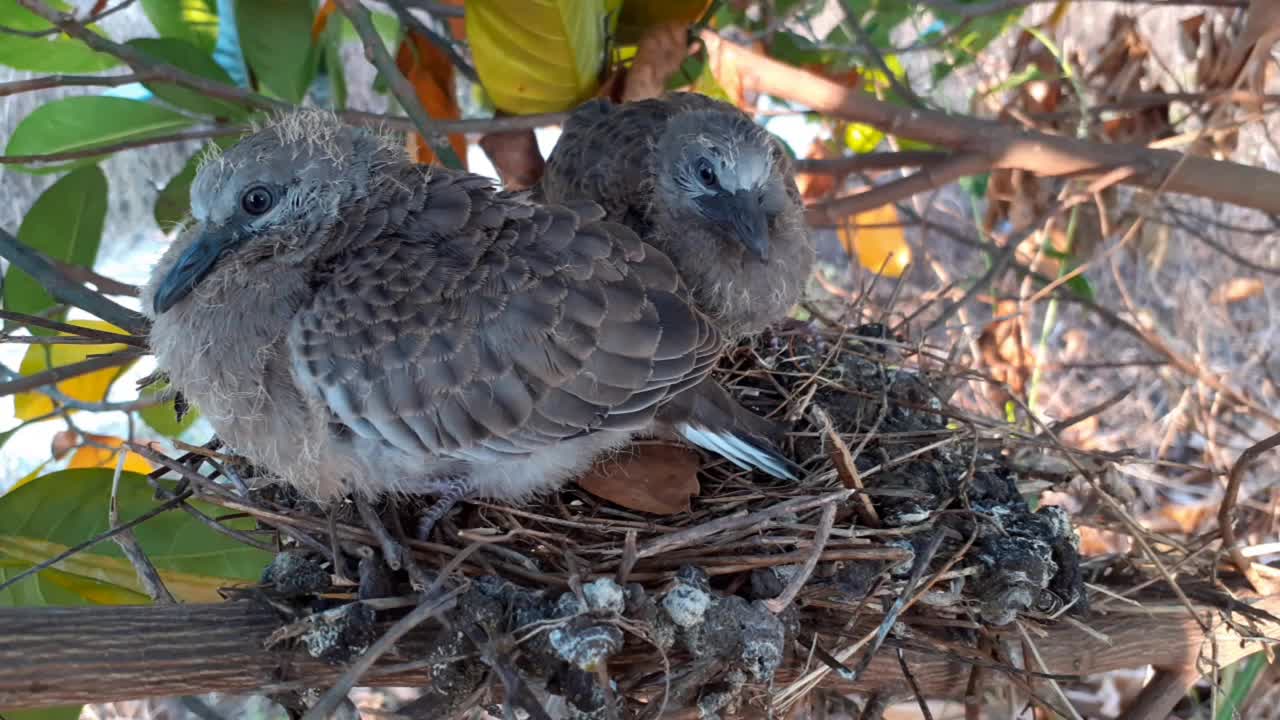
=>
[153,224,242,314]
[728,190,770,262]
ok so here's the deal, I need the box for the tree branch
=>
[700,30,1280,216]
[0,594,1275,710]
[0,349,143,398]
[0,227,149,335]
[335,0,464,169]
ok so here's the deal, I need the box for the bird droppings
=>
[664,580,713,628]
[581,577,625,613]
[260,550,330,597]
[301,602,376,664]
[550,617,625,670]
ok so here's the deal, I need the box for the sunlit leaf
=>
[67,434,154,474]
[235,0,318,103]
[838,202,911,279]
[396,30,467,168]
[0,702,87,720]
[0,469,272,604]
[467,0,620,114]
[0,0,119,73]
[140,0,219,53]
[127,38,248,119]
[5,97,194,174]
[12,320,135,420]
[2,166,106,327]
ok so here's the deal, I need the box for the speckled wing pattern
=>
[539,92,724,230]
[288,168,721,462]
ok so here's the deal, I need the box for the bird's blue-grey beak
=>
[153,224,243,314]
[728,190,769,262]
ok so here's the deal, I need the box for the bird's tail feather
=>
[677,423,799,481]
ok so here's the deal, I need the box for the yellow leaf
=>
[13,320,134,421]
[467,0,621,114]
[838,203,911,279]
[616,0,712,45]
[0,557,150,605]
[0,536,239,603]
[67,434,153,474]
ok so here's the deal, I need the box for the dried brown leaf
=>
[479,129,545,190]
[576,444,701,515]
[1213,277,1266,304]
[623,22,695,102]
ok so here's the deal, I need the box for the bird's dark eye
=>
[240,185,275,215]
[696,158,717,187]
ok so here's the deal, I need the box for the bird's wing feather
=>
[289,169,720,462]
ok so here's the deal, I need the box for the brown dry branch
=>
[697,31,1280,218]
[0,593,1275,711]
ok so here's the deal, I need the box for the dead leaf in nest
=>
[623,21,696,101]
[836,200,911,278]
[479,128,544,190]
[1213,277,1266,304]
[1145,500,1218,536]
[576,444,700,515]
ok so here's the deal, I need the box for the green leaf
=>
[844,123,885,155]
[0,0,119,73]
[5,97,194,174]
[0,556,150,606]
[235,0,318,103]
[126,38,248,119]
[2,166,107,328]
[336,11,400,49]
[154,150,201,231]
[0,469,272,605]
[322,13,348,111]
[138,381,201,438]
[140,0,220,53]
[0,704,86,720]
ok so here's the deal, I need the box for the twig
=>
[0,227,149,334]
[807,153,993,227]
[109,452,176,604]
[17,0,284,112]
[354,496,404,571]
[1,127,242,165]
[1219,431,1280,594]
[793,151,949,174]
[0,350,143,398]
[764,502,837,613]
[811,405,880,527]
[0,490,192,596]
[387,0,478,83]
[335,0,463,169]
[0,71,157,96]
[0,0,136,37]
[0,309,146,346]
[896,647,934,720]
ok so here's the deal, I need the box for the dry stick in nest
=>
[108,452,177,605]
[1219,430,1280,595]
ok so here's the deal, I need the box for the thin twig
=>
[0,309,146,346]
[335,0,463,169]
[0,350,143,398]
[1219,431,1280,594]
[387,0,478,82]
[764,502,837,613]
[0,227,149,334]
[109,452,176,604]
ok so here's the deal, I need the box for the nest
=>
[195,309,1109,719]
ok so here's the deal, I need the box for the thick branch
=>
[701,31,1280,216]
[1,596,1277,710]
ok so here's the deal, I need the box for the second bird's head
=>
[151,110,402,315]
[654,108,789,263]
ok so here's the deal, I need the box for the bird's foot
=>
[415,476,472,541]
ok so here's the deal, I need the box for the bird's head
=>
[151,110,404,314]
[654,108,788,262]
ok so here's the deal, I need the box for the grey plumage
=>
[539,92,814,341]
[144,110,793,521]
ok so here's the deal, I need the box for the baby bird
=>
[145,110,793,535]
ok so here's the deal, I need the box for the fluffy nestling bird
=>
[144,111,794,534]
[539,91,814,341]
